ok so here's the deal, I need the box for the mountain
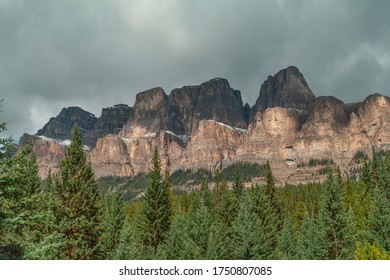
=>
[250,66,316,121]
[36,104,132,147]
[20,66,390,184]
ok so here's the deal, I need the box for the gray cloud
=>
[1,0,389,140]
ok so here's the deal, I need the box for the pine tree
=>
[54,125,102,259]
[137,147,173,253]
[317,171,356,259]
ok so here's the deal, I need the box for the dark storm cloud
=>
[1,0,389,140]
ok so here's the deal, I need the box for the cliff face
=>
[22,67,390,184]
[36,104,132,147]
[250,66,316,121]
[36,106,97,145]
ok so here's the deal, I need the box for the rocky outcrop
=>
[19,133,65,178]
[84,104,132,146]
[36,105,132,147]
[37,107,97,145]
[122,78,247,138]
[120,87,171,138]
[23,67,390,185]
[250,66,316,120]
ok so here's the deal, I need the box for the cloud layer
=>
[1,0,389,139]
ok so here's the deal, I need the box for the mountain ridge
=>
[20,66,390,184]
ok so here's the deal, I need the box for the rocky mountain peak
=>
[169,77,247,135]
[37,106,97,141]
[120,87,170,138]
[251,66,316,120]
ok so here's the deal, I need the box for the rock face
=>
[85,104,132,146]
[121,78,247,138]
[37,105,132,147]
[37,107,97,144]
[169,78,247,135]
[19,133,65,178]
[22,67,390,185]
[120,87,170,138]
[250,66,316,120]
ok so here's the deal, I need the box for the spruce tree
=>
[115,218,139,260]
[137,147,173,253]
[276,214,298,259]
[0,142,42,259]
[365,186,390,252]
[232,167,244,200]
[231,191,264,259]
[157,211,198,259]
[297,210,323,260]
[205,223,229,260]
[54,125,102,259]
[317,171,356,259]
[100,193,125,259]
[250,184,279,254]
[265,160,281,218]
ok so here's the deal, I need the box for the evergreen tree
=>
[276,214,298,259]
[215,186,236,229]
[250,184,279,254]
[232,167,244,200]
[115,218,139,260]
[230,191,264,259]
[317,171,356,259]
[137,147,173,253]
[265,161,281,218]
[365,186,390,252]
[213,168,223,204]
[205,223,229,260]
[0,142,42,259]
[355,241,390,260]
[54,125,102,259]
[100,193,125,259]
[297,210,323,260]
[157,211,199,259]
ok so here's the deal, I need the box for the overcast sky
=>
[1,0,390,140]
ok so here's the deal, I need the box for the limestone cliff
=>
[22,67,390,185]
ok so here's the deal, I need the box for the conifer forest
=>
[1,107,389,260]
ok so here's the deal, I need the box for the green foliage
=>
[98,173,148,201]
[365,186,390,252]
[230,192,265,259]
[52,125,102,259]
[355,240,390,260]
[317,172,356,259]
[136,147,173,253]
[220,162,267,181]
[99,193,125,259]
[297,210,323,259]
[276,215,298,259]
[352,151,368,163]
